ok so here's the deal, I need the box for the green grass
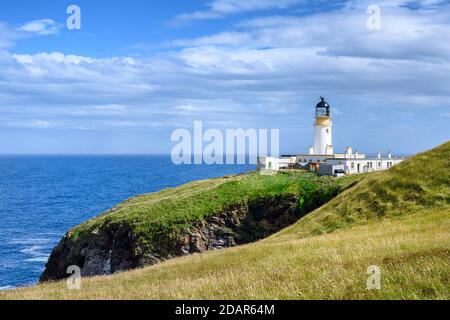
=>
[68,171,361,247]
[272,141,450,240]
[1,141,449,300]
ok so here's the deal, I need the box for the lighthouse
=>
[313,97,334,155]
[257,95,405,175]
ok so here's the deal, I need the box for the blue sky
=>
[0,0,449,155]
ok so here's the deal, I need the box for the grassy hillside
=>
[68,171,359,249]
[273,141,450,240]
[3,209,448,300]
[1,142,449,300]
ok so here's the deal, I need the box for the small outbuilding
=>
[318,164,345,177]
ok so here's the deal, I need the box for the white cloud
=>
[0,18,61,50]
[346,0,450,9]
[31,120,51,128]
[173,32,254,47]
[1,120,52,129]
[17,19,61,35]
[173,104,199,112]
[1,2,450,138]
[173,0,303,23]
[174,0,450,23]
[239,10,450,62]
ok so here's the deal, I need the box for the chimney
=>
[346,147,353,158]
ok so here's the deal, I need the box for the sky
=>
[0,0,449,155]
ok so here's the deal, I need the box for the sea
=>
[0,156,254,290]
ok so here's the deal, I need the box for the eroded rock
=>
[40,194,303,282]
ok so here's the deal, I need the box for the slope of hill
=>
[273,141,450,240]
[1,141,449,300]
[39,170,360,282]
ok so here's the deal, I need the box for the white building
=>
[321,151,403,175]
[258,97,405,175]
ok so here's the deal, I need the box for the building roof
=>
[316,97,331,117]
[316,97,330,109]
[328,157,404,161]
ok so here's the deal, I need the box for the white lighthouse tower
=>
[257,96,405,174]
[313,97,334,155]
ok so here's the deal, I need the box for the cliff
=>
[40,171,360,282]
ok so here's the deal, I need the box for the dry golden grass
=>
[1,209,448,300]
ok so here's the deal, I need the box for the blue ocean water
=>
[0,156,254,289]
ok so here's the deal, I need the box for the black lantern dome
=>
[316,97,331,117]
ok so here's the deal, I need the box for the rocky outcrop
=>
[40,194,305,282]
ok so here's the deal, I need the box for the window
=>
[351,162,355,169]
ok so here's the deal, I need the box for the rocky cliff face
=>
[40,194,303,282]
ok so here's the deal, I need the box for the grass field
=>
[67,170,360,251]
[1,141,449,300]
